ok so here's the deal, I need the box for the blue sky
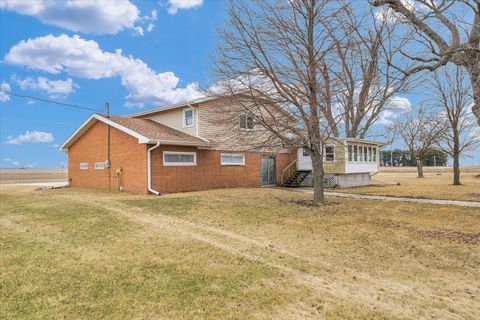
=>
[0,0,479,168]
[0,0,226,168]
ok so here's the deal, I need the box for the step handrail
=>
[281,159,297,185]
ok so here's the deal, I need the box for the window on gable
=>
[240,114,254,130]
[221,153,245,165]
[184,109,194,127]
[325,145,335,162]
[302,147,309,157]
[163,151,196,166]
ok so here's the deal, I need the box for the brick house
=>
[60,96,383,194]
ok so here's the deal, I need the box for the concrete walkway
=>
[294,189,480,208]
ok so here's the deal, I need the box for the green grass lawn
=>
[1,186,479,319]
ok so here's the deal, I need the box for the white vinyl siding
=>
[221,153,245,166]
[163,151,197,166]
[79,162,88,170]
[95,162,105,170]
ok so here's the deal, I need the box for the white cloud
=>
[5,34,204,107]
[25,162,38,169]
[387,96,412,111]
[13,76,77,97]
[133,26,144,36]
[12,161,20,166]
[0,82,11,102]
[168,0,203,15]
[6,131,54,145]
[146,23,155,32]
[0,0,139,35]
[2,158,11,162]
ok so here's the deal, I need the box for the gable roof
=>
[60,114,210,151]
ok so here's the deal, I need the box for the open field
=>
[0,168,67,184]
[1,186,479,319]
[336,169,480,202]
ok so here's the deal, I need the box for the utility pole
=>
[105,102,111,191]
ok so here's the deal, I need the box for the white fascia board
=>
[128,96,217,118]
[60,114,151,151]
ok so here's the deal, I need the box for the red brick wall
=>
[68,121,148,193]
[151,145,295,194]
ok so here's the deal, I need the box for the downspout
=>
[147,141,161,195]
[188,103,200,138]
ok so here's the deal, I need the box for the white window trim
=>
[79,162,88,170]
[239,113,255,131]
[183,108,195,128]
[324,144,335,162]
[221,153,245,166]
[163,151,197,166]
[95,162,105,170]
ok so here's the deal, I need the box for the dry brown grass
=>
[336,171,480,202]
[0,168,67,184]
[1,186,479,319]
[380,165,480,174]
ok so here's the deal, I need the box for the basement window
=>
[95,162,105,170]
[79,162,88,170]
[163,151,197,166]
[325,145,335,162]
[221,153,245,166]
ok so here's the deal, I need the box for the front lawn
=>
[1,186,479,319]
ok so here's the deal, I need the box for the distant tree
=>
[430,66,480,185]
[423,149,448,167]
[391,107,447,177]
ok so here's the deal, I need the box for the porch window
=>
[358,146,363,162]
[348,145,353,162]
[302,147,309,157]
[325,145,335,162]
[183,108,194,127]
[163,151,197,166]
[353,145,358,162]
[364,146,368,162]
[368,147,372,162]
[221,153,245,166]
[373,147,377,162]
[240,114,254,130]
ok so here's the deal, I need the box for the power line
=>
[0,89,104,112]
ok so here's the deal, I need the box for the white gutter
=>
[147,142,161,195]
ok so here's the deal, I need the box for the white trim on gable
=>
[59,114,150,151]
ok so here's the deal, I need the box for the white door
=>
[297,148,313,171]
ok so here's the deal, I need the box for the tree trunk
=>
[466,63,480,126]
[310,152,325,205]
[416,159,424,178]
[452,131,461,185]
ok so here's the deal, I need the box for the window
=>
[358,146,363,162]
[183,108,194,127]
[325,145,335,162]
[95,162,105,170]
[163,151,196,166]
[302,147,309,157]
[79,162,88,170]
[373,147,377,162]
[240,114,254,130]
[368,147,372,162]
[348,145,353,162]
[221,153,245,166]
[364,146,368,162]
[353,145,358,162]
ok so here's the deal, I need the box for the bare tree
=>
[430,65,480,185]
[370,0,480,126]
[213,0,344,205]
[392,107,447,178]
[323,5,411,138]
